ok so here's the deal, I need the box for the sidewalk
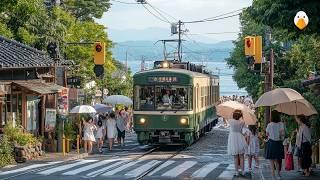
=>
[29,151,89,163]
[252,157,320,180]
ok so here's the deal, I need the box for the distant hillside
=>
[111,40,233,62]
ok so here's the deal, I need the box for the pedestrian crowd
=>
[227,110,312,179]
[81,107,133,154]
[220,95,254,110]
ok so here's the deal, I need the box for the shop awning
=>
[12,81,65,95]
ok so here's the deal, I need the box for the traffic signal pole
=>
[264,29,274,128]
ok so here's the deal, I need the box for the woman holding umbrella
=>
[295,115,312,177]
[227,110,248,177]
[82,118,97,154]
[265,110,285,179]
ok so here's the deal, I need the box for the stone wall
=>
[14,142,44,163]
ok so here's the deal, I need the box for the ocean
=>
[126,60,247,96]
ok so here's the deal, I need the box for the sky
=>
[96,0,253,42]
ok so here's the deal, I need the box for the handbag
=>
[285,152,294,171]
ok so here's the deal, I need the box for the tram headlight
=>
[162,61,169,68]
[140,118,146,124]
[180,118,188,125]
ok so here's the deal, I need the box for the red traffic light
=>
[95,44,102,52]
[246,39,251,48]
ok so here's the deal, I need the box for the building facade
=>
[0,36,68,137]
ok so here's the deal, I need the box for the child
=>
[95,119,105,153]
[246,124,260,171]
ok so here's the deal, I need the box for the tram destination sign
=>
[147,76,179,83]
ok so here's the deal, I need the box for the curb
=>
[64,153,89,161]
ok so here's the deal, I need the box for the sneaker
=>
[276,175,281,180]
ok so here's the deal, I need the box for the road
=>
[0,127,249,180]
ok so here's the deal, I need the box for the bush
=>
[4,122,39,146]
[0,135,15,168]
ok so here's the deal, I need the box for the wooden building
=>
[0,36,68,136]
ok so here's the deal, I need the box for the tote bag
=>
[285,152,294,171]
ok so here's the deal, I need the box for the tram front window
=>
[135,85,191,111]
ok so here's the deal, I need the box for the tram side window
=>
[137,86,155,110]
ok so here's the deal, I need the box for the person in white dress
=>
[95,120,105,153]
[245,125,260,171]
[227,110,247,177]
[83,118,97,154]
[106,112,117,151]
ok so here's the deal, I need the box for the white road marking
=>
[147,160,175,176]
[161,161,197,177]
[62,159,119,175]
[101,160,143,176]
[218,164,235,179]
[86,160,128,177]
[0,161,62,175]
[37,160,97,175]
[191,162,220,178]
[125,160,161,177]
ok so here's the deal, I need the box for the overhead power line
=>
[110,0,139,4]
[145,2,173,23]
[141,4,171,24]
[183,13,240,24]
[186,31,239,35]
[201,8,244,21]
[145,0,178,21]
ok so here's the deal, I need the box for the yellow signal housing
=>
[244,36,255,56]
[254,36,262,64]
[94,42,105,65]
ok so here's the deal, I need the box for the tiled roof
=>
[12,80,65,94]
[0,36,55,68]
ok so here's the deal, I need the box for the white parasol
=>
[275,99,317,116]
[103,95,133,106]
[255,88,304,107]
[70,105,96,114]
[216,101,257,125]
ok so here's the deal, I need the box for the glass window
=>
[134,85,192,111]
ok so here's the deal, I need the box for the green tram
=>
[133,61,220,145]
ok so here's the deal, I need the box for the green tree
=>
[63,0,111,21]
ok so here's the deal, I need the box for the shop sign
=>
[45,109,56,132]
[58,88,68,115]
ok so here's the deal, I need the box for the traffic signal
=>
[254,36,263,64]
[244,36,263,64]
[94,65,104,78]
[94,42,105,65]
[244,36,255,56]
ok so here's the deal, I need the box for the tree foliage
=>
[229,1,320,138]
[0,0,132,97]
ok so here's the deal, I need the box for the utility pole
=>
[264,28,274,128]
[177,20,182,62]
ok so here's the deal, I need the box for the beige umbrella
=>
[217,101,257,125]
[275,99,317,116]
[255,88,304,107]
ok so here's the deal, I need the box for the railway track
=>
[135,145,187,180]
